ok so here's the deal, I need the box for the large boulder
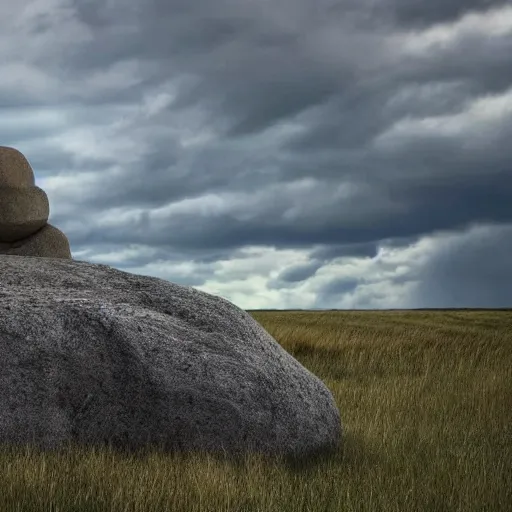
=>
[0,146,72,258]
[0,146,35,186]
[0,255,342,461]
[0,186,49,242]
[0,224,72,259]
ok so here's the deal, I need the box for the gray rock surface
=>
[0,255,342,461]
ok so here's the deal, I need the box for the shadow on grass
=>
[0,435,348,475]
[0,426,384,479]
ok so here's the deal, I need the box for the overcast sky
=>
[1,0,511,310]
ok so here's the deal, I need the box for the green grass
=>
[1,310,510,511]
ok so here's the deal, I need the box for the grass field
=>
[0,309,510,511]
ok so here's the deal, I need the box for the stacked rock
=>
[0,146,71,259]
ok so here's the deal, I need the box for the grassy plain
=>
[0,309,510,511]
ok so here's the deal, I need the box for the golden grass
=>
[0,309,510,511]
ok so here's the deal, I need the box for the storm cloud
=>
[1,0,511,309]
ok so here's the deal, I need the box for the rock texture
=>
[0,255,342,461]
[0,146,71,259]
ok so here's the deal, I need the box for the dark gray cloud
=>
[1,0,511,309]
[274,262,324,284]
[385,0,506,27]
[406,223,512,308]
[311,242,380,260]
[315,277,361,297]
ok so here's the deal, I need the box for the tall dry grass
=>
[0,309,510,511]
